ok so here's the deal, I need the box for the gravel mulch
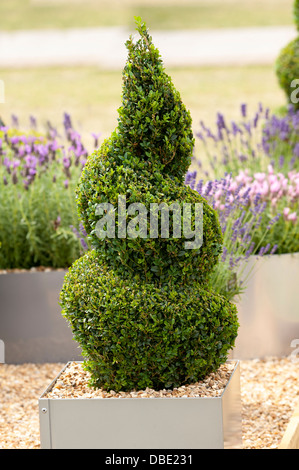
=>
[44,361,236,399]
[0,357,298,449]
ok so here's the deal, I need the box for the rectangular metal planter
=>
[232,252,299,360]
[0,270,82,363]
[39,360,242,449]
[279,399,299,449]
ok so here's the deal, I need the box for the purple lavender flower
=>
[10,136,20,145]
[3,157,11,173]
[216,113,226,131]
[23,179,30,190]
[266,214,281,230]
[243,122,251,136]
[258,246,266,256]
[70,225,80,238]
[63,156,71,169]
[11,114,19,128]
[294,143,299,158]
[53,215,61,230]
[29,115,37,129]
[270,244,278,255]
[245,242,255,258]
[91,132,101,148]
[25,154,38,168]
[47,121,59,139]
[79,222,87,237]
[241,104,247,118]
[231,121,241,136]
[289,157,295,169]
[63,112,73,132]
[195,131,205,142]
[239,154,248,162]
[50,140,60,152]
[80,238,88,251]
[221,246,228,262]
[185,171,197,189]
[12,171,18,184]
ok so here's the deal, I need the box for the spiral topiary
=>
[60,18,239,392]
[276,1,299,110]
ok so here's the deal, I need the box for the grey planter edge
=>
[0,269,83,363]
[38,359,242,449]
[232,251,299,360]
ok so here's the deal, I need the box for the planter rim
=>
[0,268,68,276]
[249,251,299,260]
[39,359,239,401]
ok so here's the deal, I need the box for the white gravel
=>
[0,357,298,449]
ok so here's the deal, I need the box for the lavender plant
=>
[185,163,299,300]
[195,103,299,180]
[0,114,94,269]
[262,105,299,173]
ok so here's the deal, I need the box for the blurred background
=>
[0,0,296,148]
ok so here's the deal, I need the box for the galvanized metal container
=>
[232,252,299,360]
[39,361,242,449]
[0,270,82,363]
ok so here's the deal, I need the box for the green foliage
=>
[276,37,299,111]
[61,250,238,392]
[76,137,222,286]
[0,127,87,269]
[0,165,81,269]
[76,19,222,286]
[117,20,194,182]
[276,1,299,109]
[61,19,239,392]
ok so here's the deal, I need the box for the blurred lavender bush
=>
[188,103,299,299]
[186,148,299,299]
[0,113,97,269]
[195,103,299,180]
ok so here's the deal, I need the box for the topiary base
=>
[38,360,242,449]
[60,250,239,392]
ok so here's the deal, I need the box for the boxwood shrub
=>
[61,250,239,391]
[276,37,299,111]
[276,1,299,110]
[60,18,239,392]
[76,140,223,285]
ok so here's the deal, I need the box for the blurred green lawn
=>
[0,0,290,151]
[0,0,294,30]
[0,64,286,151]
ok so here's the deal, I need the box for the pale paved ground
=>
[0,25,297,68]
